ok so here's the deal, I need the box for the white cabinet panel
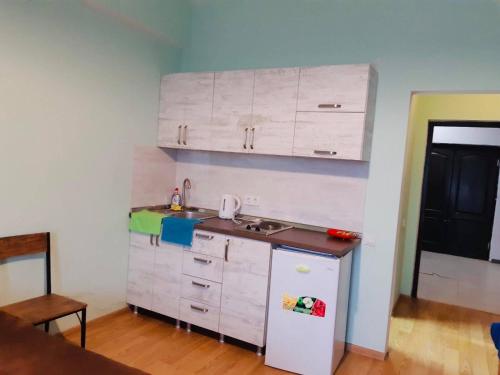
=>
[293,112,366,160]
[297,65,369,113]
[211,70,255,153]
[127,239,155,310]
[191,230,227,259]
[250,67,299,156]
[181,275,222,307]
[182,250,224,283]
[151,243,183,319]
[219,236,271,347]
[180,298,220,332]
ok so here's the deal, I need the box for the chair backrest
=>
[0,232,51,294]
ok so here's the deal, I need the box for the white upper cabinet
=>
[297,64,370,113]
[293,112,366,160]
[249,67,299,156]
[158,72,214,150]
[211,70,255,153]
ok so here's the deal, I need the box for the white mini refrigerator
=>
[265,247,353,375]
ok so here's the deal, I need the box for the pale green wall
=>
[180,0,500,352]
[0,0,189,330]
[399,94,500,295]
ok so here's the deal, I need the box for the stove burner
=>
[259,221,283,231]
[237,220,293,236]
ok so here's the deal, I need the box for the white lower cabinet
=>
[127,230,272,350]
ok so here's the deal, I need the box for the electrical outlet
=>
[244,195,260,206]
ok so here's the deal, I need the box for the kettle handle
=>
[234,196,242,214]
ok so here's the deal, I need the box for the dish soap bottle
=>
[170,188,182,211]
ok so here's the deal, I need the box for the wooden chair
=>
[0,232,87,348]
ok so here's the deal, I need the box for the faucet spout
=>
[182,178,192,208]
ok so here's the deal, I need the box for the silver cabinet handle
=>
[195,233,214,240]
[318,104,342,109]
[190,305,208,313]
[183,125,188,145]
[243,128,249,149]
[192,280,210,289]
[155,235,159,247]
[193,257,212,264]
[314,150,337,156]
[224,239,230,262]
[149,234,154,246]
[250,128,255,150]
[177,125,182,145]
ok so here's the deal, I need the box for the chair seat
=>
[0,294,87,325]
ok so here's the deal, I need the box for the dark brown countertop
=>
[195,217,358,258]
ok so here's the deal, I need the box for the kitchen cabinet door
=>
[211,70,255,153]
[158,72,213,150]
[293,112,366,160]
[219,236,271,347]
[127,233,155,310]
[151,242,183,319]
[250,68,299,156]
[297,65,370,113]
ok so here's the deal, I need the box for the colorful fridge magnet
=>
[282,294,326,318]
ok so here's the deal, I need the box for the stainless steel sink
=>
[169,207,217,220]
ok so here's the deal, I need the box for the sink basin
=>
[169,208,217,220]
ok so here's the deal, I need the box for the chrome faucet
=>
[182,178,191,208]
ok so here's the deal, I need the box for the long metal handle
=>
[318,103,342,109]
[195,233,214,240]
[149,234,154,246]
[314,150,337,156]
[155,235,159,247]
[190,305,208,313]
[192,280,210,289]
[224,239,230,262]
[243,128,249,149]
[193,257,212,264]
[177,125,182,145]
[183,125,188,145]
[250,128,255,150]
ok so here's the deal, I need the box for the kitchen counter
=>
[195,217,359,258]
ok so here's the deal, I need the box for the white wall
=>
[175,151,369,232]
[432,126,500,261]
[0,1,186,331]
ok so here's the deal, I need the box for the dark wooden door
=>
[422,145,499,260]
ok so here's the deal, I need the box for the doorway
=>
[412,121,500,312]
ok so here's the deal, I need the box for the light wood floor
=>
[64,297,500,374]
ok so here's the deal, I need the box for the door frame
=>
[411,120,500,298]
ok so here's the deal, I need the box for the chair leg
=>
[80,308,86,349]
[44,322,50,333]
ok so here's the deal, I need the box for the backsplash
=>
[175,150,369,232]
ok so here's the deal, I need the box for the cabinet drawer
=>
[293,112,366,161]
[191,230,226,258]
[182,251,223,283]
[181,275,222,307]
[179,298,220,332]
[297,65,369,113]
[130,232,154,248]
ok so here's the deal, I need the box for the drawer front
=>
[181,275,222,307]
[182,251,223,283]
[297,65,369,113]
[191,230,226,258]
[130,232,154,249]
[179,298,220,332]
[293,112,365,161]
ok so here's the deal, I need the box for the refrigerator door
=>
[265,248,340,375]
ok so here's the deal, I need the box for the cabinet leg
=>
[133,306,138,315]
[256,346,263,356]
[219,333,225,344]
[176,319,181,329]
[186,323,191,333]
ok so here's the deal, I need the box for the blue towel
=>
[492,323,500,359]
[161,217,201,247]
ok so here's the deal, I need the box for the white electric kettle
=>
[219,194,241,219]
